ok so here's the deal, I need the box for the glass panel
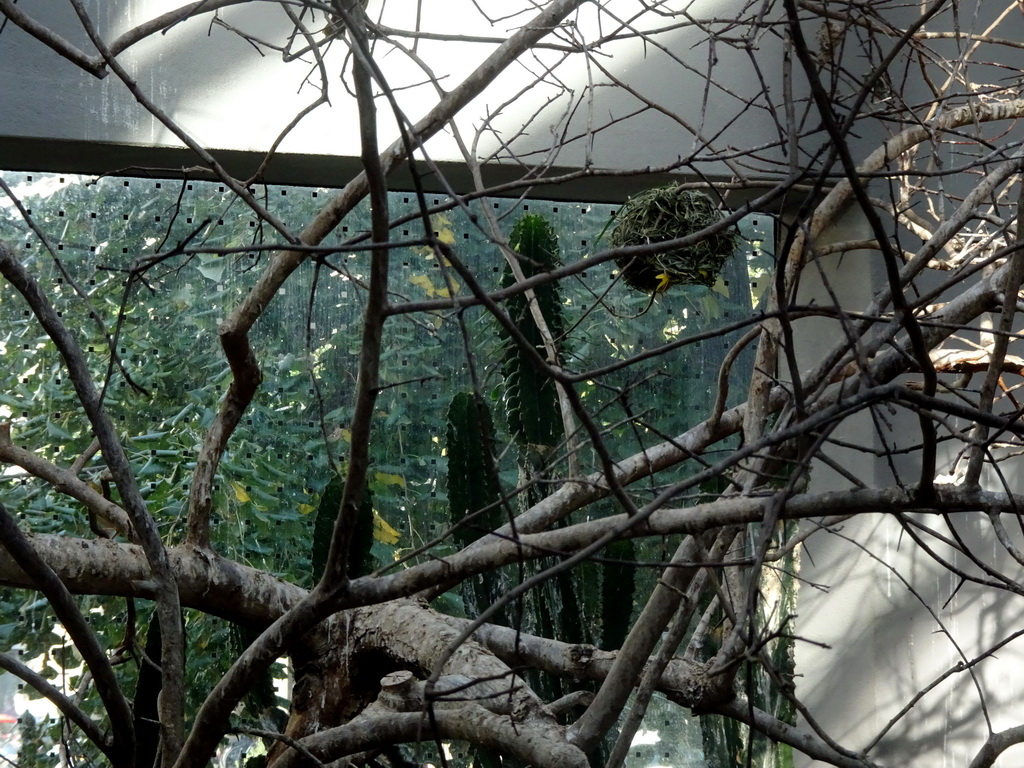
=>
[0,170,776,767]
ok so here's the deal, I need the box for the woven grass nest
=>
[611,185,739,293]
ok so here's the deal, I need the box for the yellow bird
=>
[655,272,672,292]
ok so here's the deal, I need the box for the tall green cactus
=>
[498,215,635,766]
[499,214,565,472]
[445,391,505,621]
[599,538,637,650]
[441,212,641,763]
[310,472,374,582]
[497,214,593,647]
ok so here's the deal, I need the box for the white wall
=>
[792,209,1024,766]
[0,0,788,198]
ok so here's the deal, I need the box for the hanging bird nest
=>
[610,185,739,293]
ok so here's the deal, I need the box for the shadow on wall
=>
[797,405,1024,766]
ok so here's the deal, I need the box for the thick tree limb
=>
[0,536,305,624]
[468,621,883,768]
[277,707,588,768]
[349,599,587,768]
[5,486,1023,616]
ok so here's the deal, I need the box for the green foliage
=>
[17,712,51,768]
